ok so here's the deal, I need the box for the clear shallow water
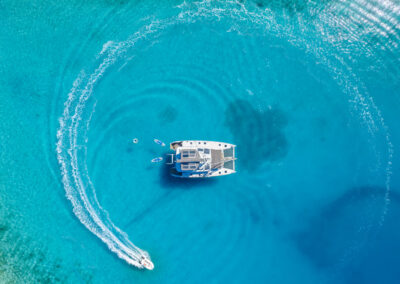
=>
[1,0,400,283]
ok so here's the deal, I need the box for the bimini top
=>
[167,140,236,178]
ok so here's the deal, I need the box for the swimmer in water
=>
[132,138,139,144]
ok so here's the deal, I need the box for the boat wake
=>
[55,0,395,270]
[56,73,152,268]
[55,25,163,268]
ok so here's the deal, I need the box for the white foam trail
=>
[56,22,169,269]
[56,0,395,269]
[100,40,115,56]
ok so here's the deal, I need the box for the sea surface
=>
[1,0,400,283]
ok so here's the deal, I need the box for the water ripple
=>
[55,0,396,271]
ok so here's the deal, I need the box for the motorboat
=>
[139,255,154,270]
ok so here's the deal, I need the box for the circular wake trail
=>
[57,76,149,267]
[56,0,395,269]
[55,24,166,268]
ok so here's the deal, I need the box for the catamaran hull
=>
[168,140,236,178]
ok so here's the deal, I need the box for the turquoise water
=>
[1,0,400,282]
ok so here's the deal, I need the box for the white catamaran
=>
[167,140,236,178]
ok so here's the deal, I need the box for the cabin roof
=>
[180,162,199,171]
[176,148,201,163]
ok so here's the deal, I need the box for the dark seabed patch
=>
[0,225,66,282]
[126,145,134,153]
[294,186,400,284]
[0,211,93,282]
[158,105,178,124]
[224,99,288,171]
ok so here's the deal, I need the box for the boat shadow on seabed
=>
[124,154,217,227]
[158,154,217,190]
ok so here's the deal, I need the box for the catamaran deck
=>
[168,140,236,178]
